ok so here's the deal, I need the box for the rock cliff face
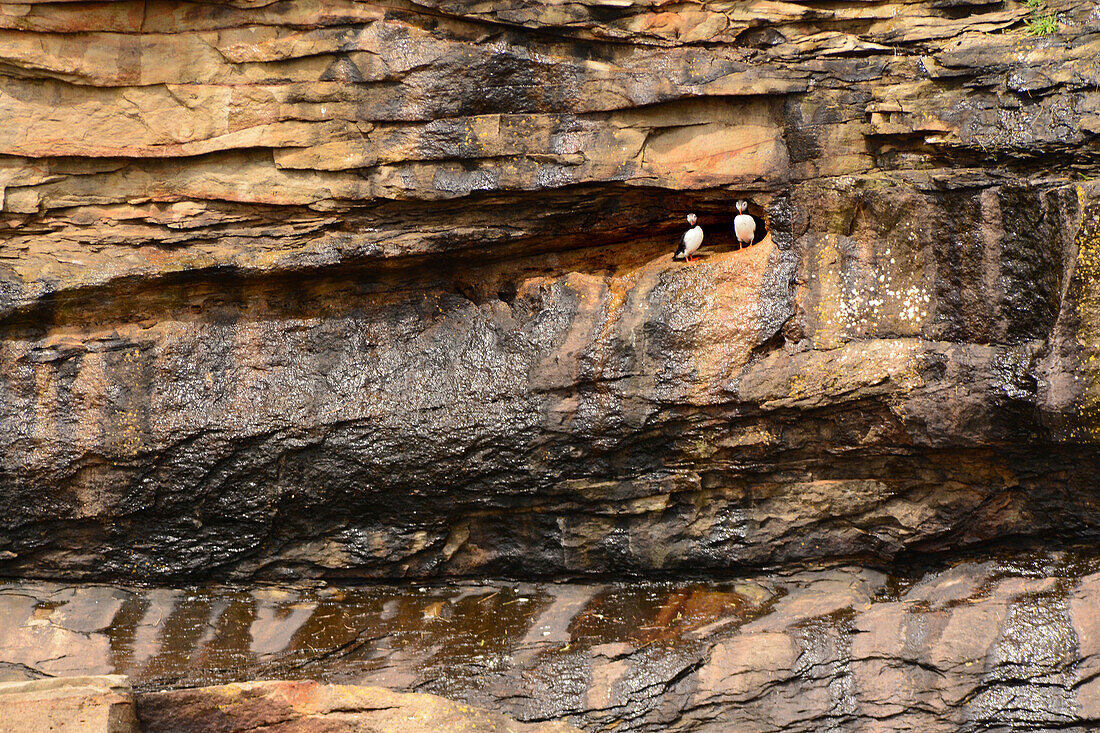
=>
[1,0,1099,581]
[6,550,1100,732]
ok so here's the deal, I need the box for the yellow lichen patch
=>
[1069,197,1100,442]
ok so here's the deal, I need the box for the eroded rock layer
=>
[1,0,1099,579]
[5,549,1100,731]
[0,676,581,733]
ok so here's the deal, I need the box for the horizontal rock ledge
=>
[0,676,581,732]
[4,546,1100,731]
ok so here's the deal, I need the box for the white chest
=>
[683,226,703,255]
[734,214,756,244]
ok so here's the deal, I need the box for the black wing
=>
[673,231,688,260]
[751,214,767,244]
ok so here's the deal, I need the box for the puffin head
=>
[686,213,698,226]
[736,200,748,214]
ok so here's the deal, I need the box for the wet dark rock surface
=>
[5,548,1100,731]
[1,2,1100,582]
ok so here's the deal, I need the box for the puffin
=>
[733,200,756,248]
[673,213,704,262]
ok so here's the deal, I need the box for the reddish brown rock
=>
[6,550,1100,731]
[0,675,137,733]
[136,680,581,733]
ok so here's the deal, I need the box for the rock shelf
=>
[4,548,1100,730]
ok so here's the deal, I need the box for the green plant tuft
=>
[1023,0,1057,36]
[1027,12,1057,35]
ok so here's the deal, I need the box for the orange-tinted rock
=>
[136,680,581,733]
[4,550,1100,731]
[0,676,138,733]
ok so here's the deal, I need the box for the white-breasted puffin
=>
[673,213,704,262]
[734,200,756,248]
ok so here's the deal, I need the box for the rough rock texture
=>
[1,0,1100,580]
[0,675,137,733]
[136,680,581,733]
[0,676,580,733]
[7,549,1100,731]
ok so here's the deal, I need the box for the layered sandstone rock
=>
[0,0,1099,580]
[0,675,137,733]
[137,680,581,733]
[4,550,1100,731]
[0,675,581,732]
